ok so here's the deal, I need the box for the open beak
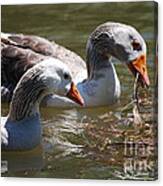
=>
[66,82,84,106]
[127,54,150,87]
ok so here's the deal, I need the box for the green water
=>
[1,2,157,180]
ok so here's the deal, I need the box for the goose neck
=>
[8,68,47,122]
[86,46,112,80]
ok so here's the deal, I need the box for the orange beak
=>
[127,54,150,87]
[66,82,84,106]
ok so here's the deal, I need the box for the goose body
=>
[1,59,84,150]
[1,22,150,108]
[1,114,41,150]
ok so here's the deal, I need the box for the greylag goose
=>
[1,59,84,150]
[1,22,150,107]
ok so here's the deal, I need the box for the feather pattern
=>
[1,22,147,107]
[1,59,84,150]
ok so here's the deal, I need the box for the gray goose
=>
[1,22,150,107]
[1,59,84,150]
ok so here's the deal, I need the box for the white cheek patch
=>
[65,83,71,95]
[39,72,61,93]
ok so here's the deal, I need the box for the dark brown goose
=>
[1,33,86,103]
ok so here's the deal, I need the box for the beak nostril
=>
[142,56,144,59]
[142,67,145,72]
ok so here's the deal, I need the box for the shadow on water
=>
[1,2,157,180]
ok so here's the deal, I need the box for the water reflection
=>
[2,146,44,174]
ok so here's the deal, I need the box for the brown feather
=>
[1,33,86,102]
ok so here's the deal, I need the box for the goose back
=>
[1,33,87,102]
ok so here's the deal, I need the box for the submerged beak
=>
[127,54,150,87]
[66,82,84,106]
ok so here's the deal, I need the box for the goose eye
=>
[63,73,70,80]
[132,41,142,51]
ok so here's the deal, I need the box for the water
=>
[1,2,157,180]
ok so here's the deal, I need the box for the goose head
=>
[37,58,84,106]
[87,22,150,87]
[2,58,84,150]
[8,57,84,122]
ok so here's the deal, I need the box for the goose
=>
[1,22,150,107]
[1,58,84,150]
